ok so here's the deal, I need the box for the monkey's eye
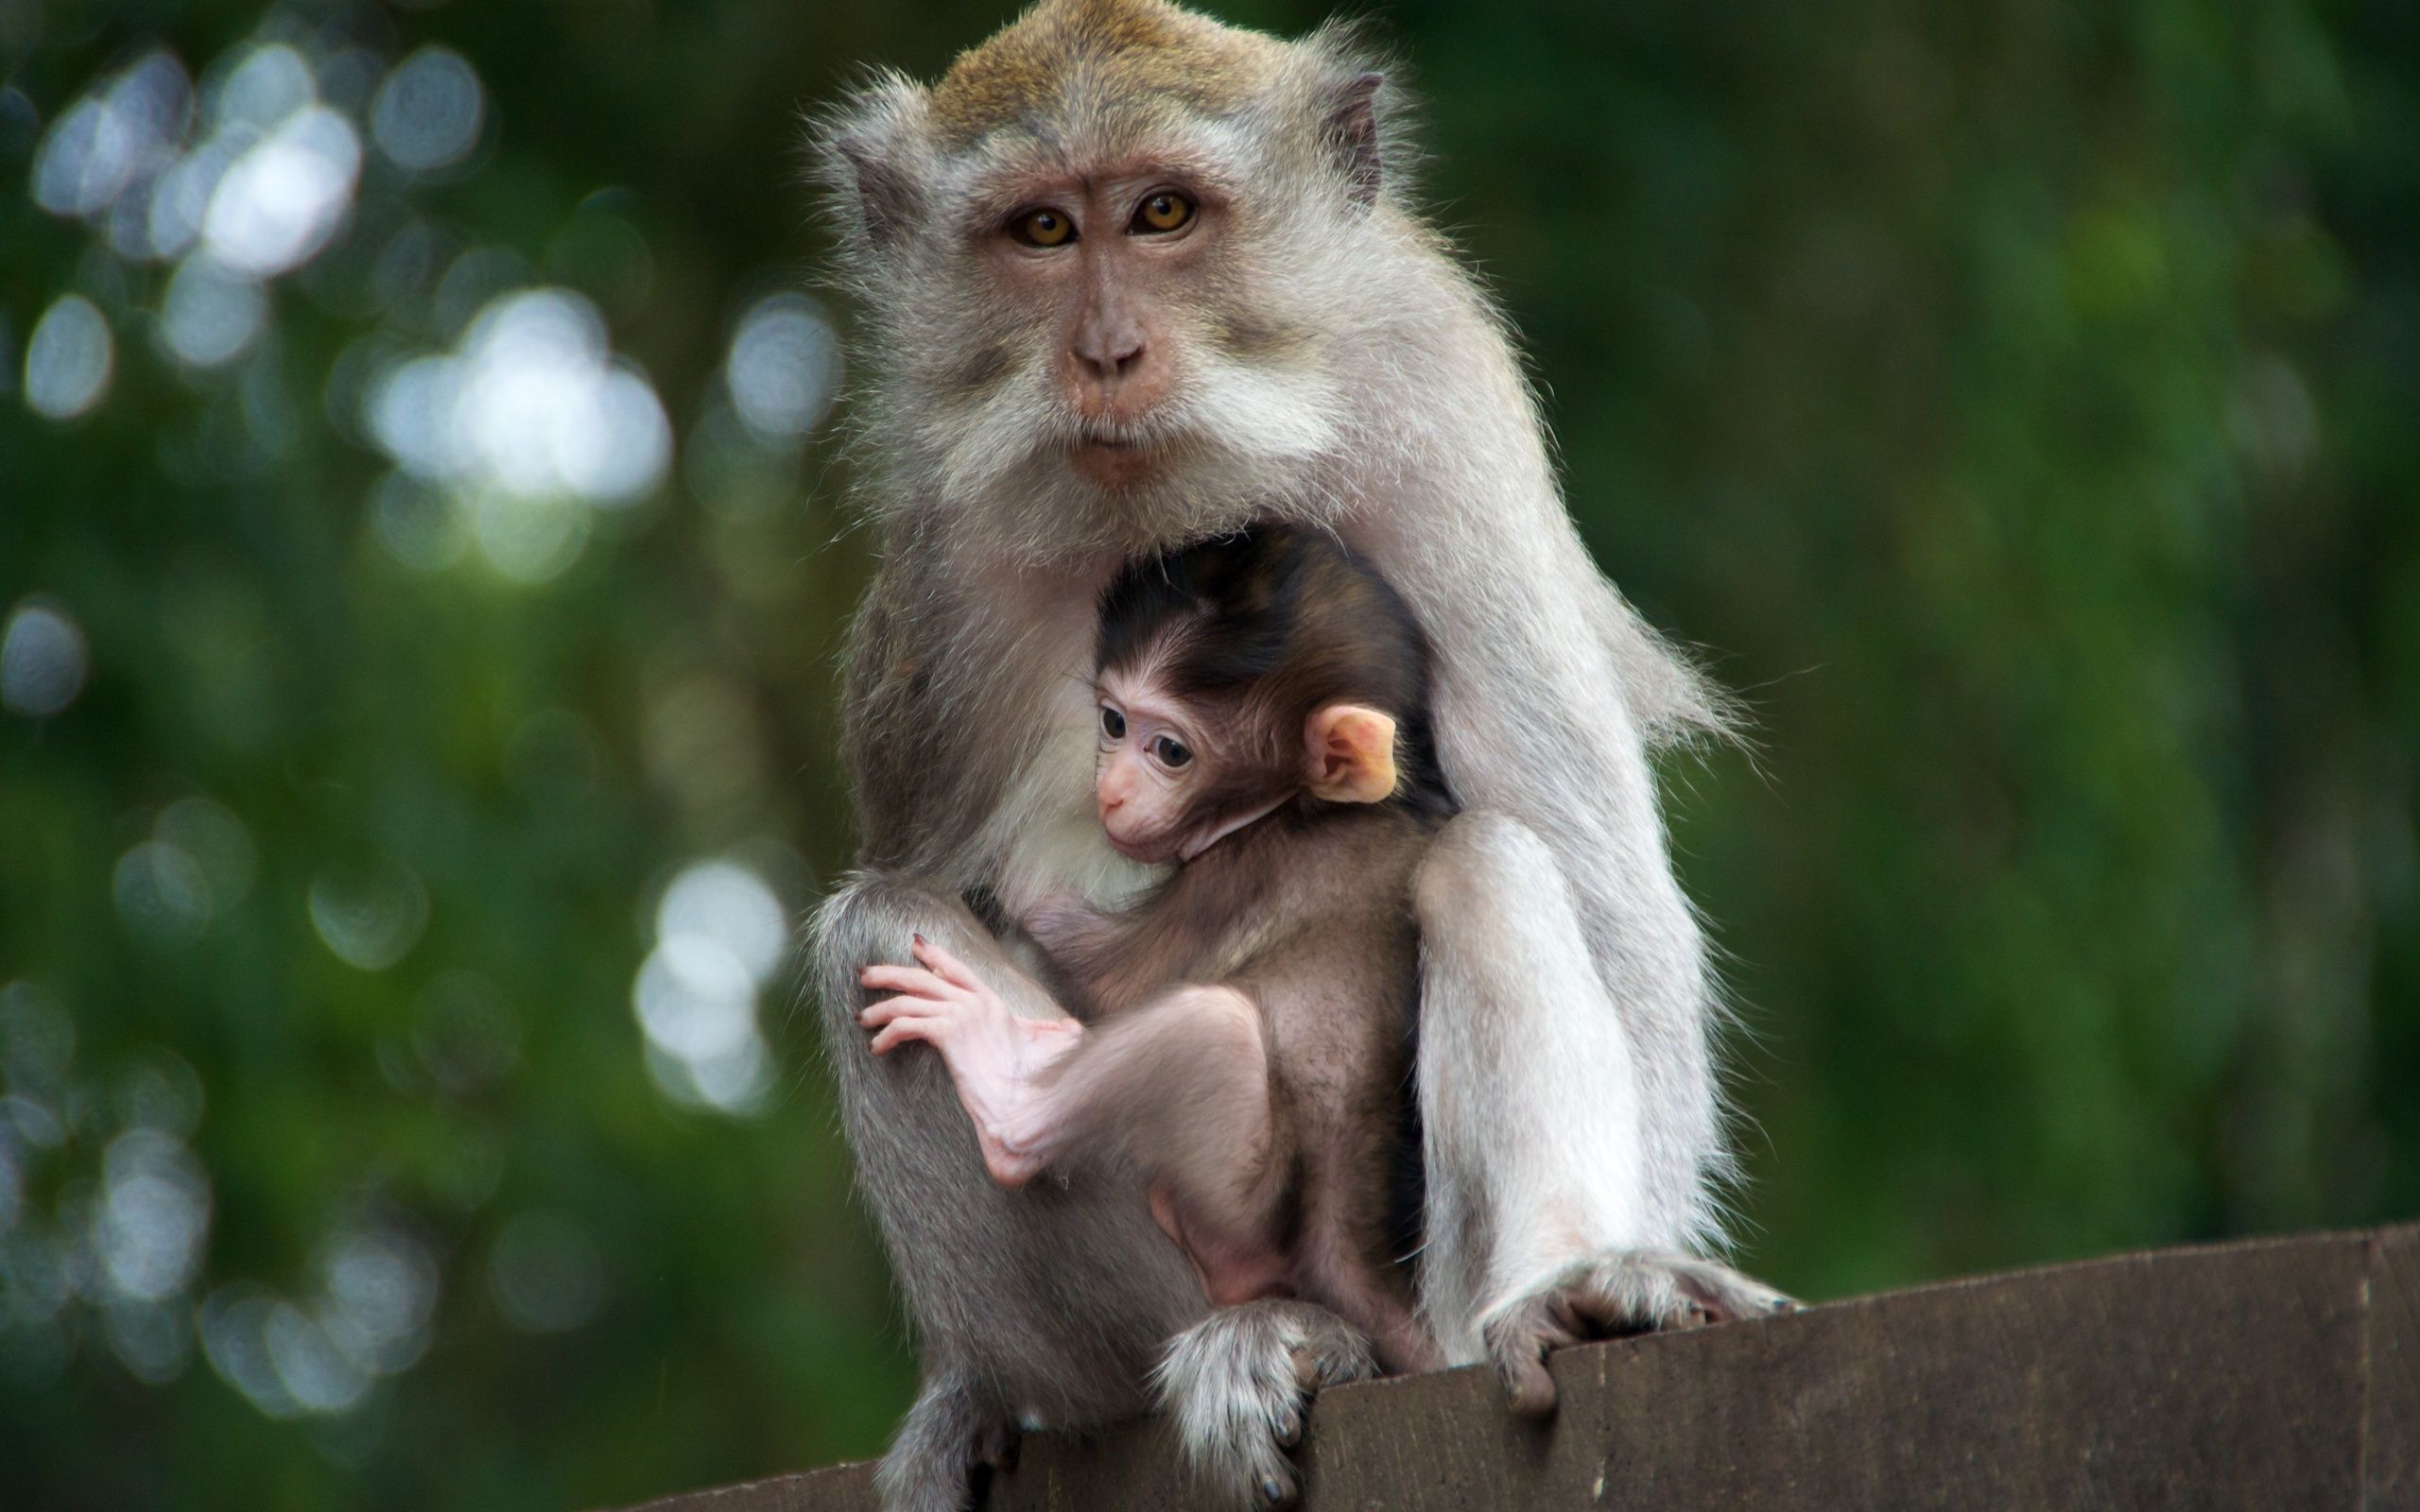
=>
[1011,208,1077,248]
[1131,191,1196,235]
[1153,735,1192,768]
[1100,706,1127,740]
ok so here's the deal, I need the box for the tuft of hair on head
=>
[808,0,1416,260]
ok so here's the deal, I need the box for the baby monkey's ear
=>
[1305,705,1398,804]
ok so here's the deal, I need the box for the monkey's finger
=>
[868,1018,944,1054]
[859,964,963,1002]
[857,995,952,1028]
[909,934,977,977]
[905,934,996,1001]
[1482,1303,1580,1419]
[1495,1345,1558,1419]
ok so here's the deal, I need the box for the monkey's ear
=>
[810,75,929,250]
[1323,71,1386,207]
[1305,704,1398,804]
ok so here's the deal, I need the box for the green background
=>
[3,0,2413,1506]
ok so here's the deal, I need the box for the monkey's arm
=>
[1581,576,1736,748]
[863,944,1289,1288]
[861,937,1089,1188]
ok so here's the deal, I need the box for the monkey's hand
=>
[859,936,1083,1188]
[1478,1251,1800,1418]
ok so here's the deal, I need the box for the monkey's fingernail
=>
[912,932,927,946]
[1259,1477,1287,1505]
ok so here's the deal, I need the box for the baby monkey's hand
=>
[859,936,1082,1187]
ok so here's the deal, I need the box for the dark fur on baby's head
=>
[1097,523,1454,820]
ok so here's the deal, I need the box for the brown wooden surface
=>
[622,1225,2417,1512]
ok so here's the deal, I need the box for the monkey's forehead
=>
[929,0,1288,149]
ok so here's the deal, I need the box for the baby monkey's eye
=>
[1153,735,1192,767]
[1131,190,1196,234]
[1099,706,1127,740]
[1011,207,1077,247]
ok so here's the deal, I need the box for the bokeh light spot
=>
[210,43,314,133]
[157,257,268,369]
[264,1300,370,1413]
[200,1284,299,1418]
[112,841,212,947]
[201,104,361,277]
[307,858,430,971]
[487,1211,605,1334]
[633,933,755,1064]
[94,1129,212,1302]
[724,293,841,448]
[155,798,257,917]
[365,288,672,541]
[319,1227,439,1375]
[369,472,471,571]
[655,861,789,985]
[371,47,484,175]
[2,600,92,717]
[23,295,114,421]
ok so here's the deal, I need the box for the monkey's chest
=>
[980,675,1167,920]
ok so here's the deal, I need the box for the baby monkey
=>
[861,524,1454,1374]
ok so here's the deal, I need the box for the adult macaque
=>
[808,1,1791,1507]
[861,525,1449,1385]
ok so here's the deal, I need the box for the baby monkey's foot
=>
[859,936,1083,1187]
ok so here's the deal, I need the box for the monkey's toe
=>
[1158,1299,1374,1510]
[1480,1250,1798,1417]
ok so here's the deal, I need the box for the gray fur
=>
[803,5,1780,1509]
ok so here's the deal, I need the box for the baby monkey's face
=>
[1092,668,1239,865]
[1092,666,1403,866]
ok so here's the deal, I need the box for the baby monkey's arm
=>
[864,942,1287,1288]
[860,936,1085,1187]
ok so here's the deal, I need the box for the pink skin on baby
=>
[859,936,1084,1187]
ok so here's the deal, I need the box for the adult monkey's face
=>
[991,175,1212,490]
[816,0,1392,558]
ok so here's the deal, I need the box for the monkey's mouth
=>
[1072,424,1154,455]
[1068,428,1167,487]
[1101,824,1179,865]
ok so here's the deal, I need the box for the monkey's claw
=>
[1479,1250,1796,1418]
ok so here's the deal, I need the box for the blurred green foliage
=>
[0,0,2412,1507]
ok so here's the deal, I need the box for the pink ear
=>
[1305,705,1399,804]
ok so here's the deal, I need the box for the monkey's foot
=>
[1155,1299,1376,1509]
[1479,1250,1798,1418]
[971,1414,1021,1475]
[874,1370,1018,1512]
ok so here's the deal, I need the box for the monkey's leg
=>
[1411,816,1795,1417]
[812,871,1204,1512]
[871,1366,1019,1512]
[1154,1297,1377,1510]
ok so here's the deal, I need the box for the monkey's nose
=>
[1073,324,1145,382]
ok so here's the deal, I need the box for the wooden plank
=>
[2374,1225,2419,1512]
[622,1228,2400,1512]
